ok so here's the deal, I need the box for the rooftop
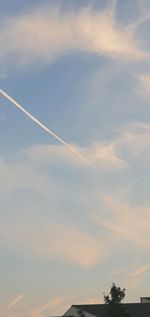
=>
[72,303,150,317]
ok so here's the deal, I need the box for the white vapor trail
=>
[0,89,92,166]
[6,294,24,310]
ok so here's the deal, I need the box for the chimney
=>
[140,297,150,303]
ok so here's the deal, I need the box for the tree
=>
[103,283,129,317]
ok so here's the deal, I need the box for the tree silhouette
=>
[103,283,129,317]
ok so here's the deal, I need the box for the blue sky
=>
[0,0,150,316]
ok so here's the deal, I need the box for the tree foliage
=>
[103,283,129,317]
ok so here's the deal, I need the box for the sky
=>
[0,0,150,316]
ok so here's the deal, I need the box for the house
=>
[63,298,150,317]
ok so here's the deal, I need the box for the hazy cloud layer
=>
[1,123,150,264]
[0,221,106,267]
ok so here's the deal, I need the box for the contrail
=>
[6,294,24,310]
[0,89,92,166]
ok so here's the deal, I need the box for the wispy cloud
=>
[94,194,150,250]
[0,3,148,70]
[0,140,125,198]
[137,73,150,99]
[0,220,106,267]
[2,296,68,317]
[129,264,150,278]
[30,297,65,317]
[6,294,24,310]
[25,142,125,169]
[1,124,150,258]
[0,67,7,79]
[127,264,150,290]
[1,121,150,299]
[109,262,150,292]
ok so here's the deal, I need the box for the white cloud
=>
[1,221,106,267]
[87,124,150,251]
[1,124,150,259]
[25,142,125,170]
[1,295,25,317]
[0,67,7,79]
[30,297,66,317]
[137,74,150,99]
[126,263,150,291]
[129,264,150,278]
[0,141,125,199]
[94,194,150,250]
[6,295,24,311]
[109,262,150,292]
[1,123,150,275]
[1,293,102,317]
[1,296,67,317]
[105,123,150,168]
[115,132,150,162]
[0,4,148,70]
[0,140,124,267]
[0,157,55,194]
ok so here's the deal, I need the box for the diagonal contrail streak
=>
[6,294,24,310]
[0,89,92,166]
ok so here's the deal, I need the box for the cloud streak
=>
[30,297,65,317]
[6,294,24,310]
[25,142,125,170]
[0,220,106,267]
[0,89,91,166]
[95,194,150,250]
[127,264,150,290]
[0,3,148,70]
[137,73,150,99]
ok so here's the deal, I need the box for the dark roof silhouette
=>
[73,303,150,317]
